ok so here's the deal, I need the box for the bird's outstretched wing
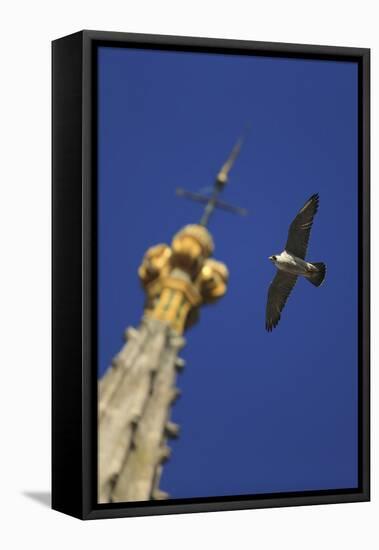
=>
[266,271,298,331]
[285,193,319,259]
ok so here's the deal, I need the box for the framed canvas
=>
[52,30,370,520]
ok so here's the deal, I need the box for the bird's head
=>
[269,255,277,262]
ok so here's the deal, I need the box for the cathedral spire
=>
[98,133,247,503]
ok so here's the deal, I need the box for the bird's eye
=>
[272,256,277,261]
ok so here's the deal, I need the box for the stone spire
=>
[98,225,228,503]
[98,132,247,503]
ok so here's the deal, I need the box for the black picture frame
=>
[52,30,370,520]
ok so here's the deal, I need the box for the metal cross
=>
[176,130,249,227]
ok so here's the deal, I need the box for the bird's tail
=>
[307,262,326,287]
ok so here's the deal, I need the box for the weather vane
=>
[176,128,250,227]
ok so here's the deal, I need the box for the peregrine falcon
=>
[266,193,326,332]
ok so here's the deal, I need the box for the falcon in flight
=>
[266,193,326,332]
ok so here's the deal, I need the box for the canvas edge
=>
[52,31,85,519]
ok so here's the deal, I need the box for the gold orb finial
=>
[138,224,227,333]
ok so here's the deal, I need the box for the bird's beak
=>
[268,256,273,261]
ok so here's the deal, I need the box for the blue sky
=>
[98,46,358,498]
